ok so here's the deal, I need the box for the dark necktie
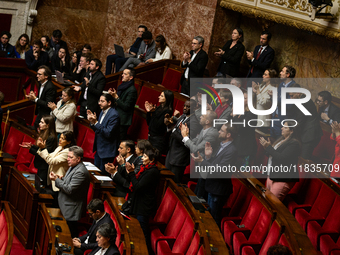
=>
[251,47,263,74]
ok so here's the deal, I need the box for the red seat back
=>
[153,188,179,225]
[161,68,182,92]
[135,86,160,111]
[15,135,36,166]
[103,201,121,247]
[127,114,149,141]
[0,210,9,255]
[258,221,281,255]
[3,127,25,157]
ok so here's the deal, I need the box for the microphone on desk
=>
[0,106,11,155]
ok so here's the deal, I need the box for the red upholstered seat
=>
[127,114,149,141]
[81,129,95,162]
[14,135,36,170]
[307,196,340,250]
[161,68,182,92]
[286,178,323,215]
[241,220,281,255]
[0,210,8,255]
[320,235,340,255]
[3,127,25,157]
[224,179,253,218]
[233,207,272,255]
[222,196,263,250]
[135,86,160,111]
[152,188,179,225]
[156,216,195,255]
[75,121,88,146]
[174,100,185,113]
[295,184,336,231]
[151,202,188,254]
[104,201,121,247]
[197,245,205,255]
[278,234,290,248]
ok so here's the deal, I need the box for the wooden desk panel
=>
[5,167,53,249]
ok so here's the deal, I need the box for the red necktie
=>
[251,47,263,74]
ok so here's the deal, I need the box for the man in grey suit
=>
[119,31,156,71]
[180,110,219,198]
[50,146,90,238]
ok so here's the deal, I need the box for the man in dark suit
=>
[50,29,68,58]
[180,36,208,96]
[192,123,237,227]
[50,146,90,238]
[181,110,219,198]
[270,66,296,139]
[74,58,106,118]
[105,140,136,197]
[288,86,322,160]
[165,99,193,183]
[119,31,156,71]
[0,31,15,58]
[106,25,147,74]
[25,40,50,71]
[246,31,275,80]
[109,67,137,140]
[73,199,114,255]
[25,65,57,130]
[88,94,120,175]
[317,90,340,125]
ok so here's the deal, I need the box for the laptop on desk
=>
[114,44,134,58]
[55,70,74,85]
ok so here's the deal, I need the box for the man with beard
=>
[25,65,57,130]
[74,58,106,118]
[87,94,120,174]
[108,67,137,140]
[192,123,237,227]
[317,90,340,125]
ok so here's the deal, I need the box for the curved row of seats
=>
[0,201,13,255]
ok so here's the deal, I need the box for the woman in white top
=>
[252,68,277,132]
[138,35,172,66]
[48,87,77,136]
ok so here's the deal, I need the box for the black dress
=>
[146,106,172,154]
[217,40,245,77]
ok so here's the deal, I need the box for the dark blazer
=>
[217,40,245,77]
[79,213,114,251]
[78,70,106,116]
[25,49,50,71]
[116,83,137,126]
[247,45,275,78]
[55,162,90,221]
[167,114,191,167]
[91,108,120,159]
[0,43,15,58]
[319,103,340,124]
[180,49,208,85]
[51,55,70,74]
[128,165,160,216]
[265,139,300,182]
[147,106,172,153]
[112,154,137,197]
[29,136,57,186]
[34,80,57,127]
[289,98,322,143]
[89,244,120,255]
[232,111,257,157]
[50,39,68,57]
[203,141,237,196]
